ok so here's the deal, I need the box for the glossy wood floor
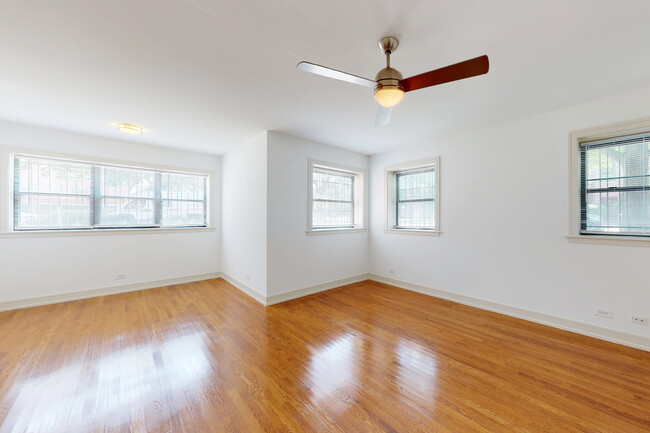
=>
[0,279,649,432]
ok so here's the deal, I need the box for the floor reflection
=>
[306,333,359,409]
[2,327,211,432]
[394,339,438,400]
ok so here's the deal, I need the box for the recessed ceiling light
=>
[117,123,143,134]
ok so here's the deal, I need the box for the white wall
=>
[369,84,650,339]
[266,132,369,296]
[0,121,221,304]
[221,132,268,296]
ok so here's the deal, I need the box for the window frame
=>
[385,157,440,236]
[307,159,367,234]
[2,146,213,235]
[568,117,650,246]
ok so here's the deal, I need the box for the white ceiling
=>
[1,1,650,155]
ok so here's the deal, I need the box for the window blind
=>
[396,167,435,230]
[312,167,354,228]
[13,155,207,231]
[580,133,650,236]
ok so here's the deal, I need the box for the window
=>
[308,160,366,232]
[385,157,439,234]
[13,154,208,231]
[396,168,436,229]
[579,133,650,236]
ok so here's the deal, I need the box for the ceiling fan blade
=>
[401,55,489,93]
[297,61,376,88]
[375,106,392,126]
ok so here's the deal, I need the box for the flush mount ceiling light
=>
[117,123,143,134]
[297,36,489,126]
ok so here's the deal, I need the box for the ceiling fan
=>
[297,37,489,126]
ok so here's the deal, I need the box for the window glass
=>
[396,168,435,230]
[14,156,92,229]
[312,168,354,228]
[13,155,208,231]
[161,172,207,227]
[581,134,650,236]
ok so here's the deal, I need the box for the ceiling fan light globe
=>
[374,87,404,108]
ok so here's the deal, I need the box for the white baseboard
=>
[266,274,370,306]
[219,273,267,305]
[369,274,650,352]
[220,273,370,306]
[0,272,222,312]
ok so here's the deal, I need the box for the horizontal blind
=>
[396,167,435,230]
[580,133,650,236]
[14,156,93,230]
[312,167,354,228]
[13,154,208,231]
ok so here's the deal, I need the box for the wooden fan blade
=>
[297,62,376,88]
[376,106,392,127]
[401,55,489,93]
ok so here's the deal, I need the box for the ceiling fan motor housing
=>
[375,67,404,93]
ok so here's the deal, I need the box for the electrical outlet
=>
[593,307,612,319]
[115,274,127,280]
[631,315,649,325]
[388,268,395,274]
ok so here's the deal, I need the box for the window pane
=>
[313,201,353,227]
[582,136,650,236]
[398,200,435,229]
[160,172,207,227]
[15,156,92,195]
[162,200,206,227]
[96,166,156,227]
[312,168,354,227]
[161,172,206,201]
[97,198,156,227]
[99,166,155,198]
[313,170,352,202]
[14,156,92,230]
[15,194,91,229]
[396,168,435,229]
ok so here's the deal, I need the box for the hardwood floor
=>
[0,279,648,432]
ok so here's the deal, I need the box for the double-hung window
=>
[308,160,366,232]
[579,133,650,236]
[385,157,439,234]
[13,154,208,231]
[396,168,436,229]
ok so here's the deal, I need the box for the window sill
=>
[384,228,441,236]
[306,228,367,236]
[566,235,650,247]
[0,227,216,238]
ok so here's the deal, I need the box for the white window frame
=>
[385,156,440,236]
[307,159,367,235]
[568,117,650,246]
[0,145,215,236]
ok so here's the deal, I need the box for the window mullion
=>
[154,172,162,226]
[92,165,101,227]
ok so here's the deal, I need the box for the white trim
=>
[383,229,441,236]
[566,235,650,247]
[384,156,440,233]
[306,228,367,236]
[219,272,267,305]
[0,226,216,238]
[568,117,650,243]
[307,158,367,233]
[266,274,369,305]
[0,272,222,312]
[368,274,650,352]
